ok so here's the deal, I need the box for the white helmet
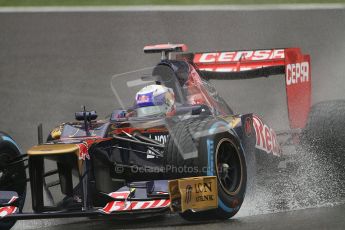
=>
[135,85,175,117]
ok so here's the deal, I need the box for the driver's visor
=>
[136,105,167,117]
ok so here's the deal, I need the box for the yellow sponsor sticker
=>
[51,126,62,139]
[169,176,218,213]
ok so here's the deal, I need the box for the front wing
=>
[0,176,218,221]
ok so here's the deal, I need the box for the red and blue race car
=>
[1,43,343,229]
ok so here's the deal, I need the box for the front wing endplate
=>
[169,176,218,213]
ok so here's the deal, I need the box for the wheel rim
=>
[0,150,26,197]
[0,152,13,186]
[215,138,243,196]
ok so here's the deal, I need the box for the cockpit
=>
[110,62,232,120]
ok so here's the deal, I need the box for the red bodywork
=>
[182,47,311,130]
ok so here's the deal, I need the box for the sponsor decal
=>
[0,196,18,219]
[100,191,170,214]
[147,134,168,159]
[200,66,274,72]
[252,115,280,156]
[50,126,62,139]
[100,191,131,214]
[286,62,309,86]
[195,182,212,193]
[78,141,91,160]
[170,176,217,212]
[185,185,192,204]
[194,182,215,202]
[199,66,273,72]
[148,134,168,144]
[0,206,17,218]
[194,49,285,63]
[137,94,151,103]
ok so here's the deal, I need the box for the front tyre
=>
[165,119,247,220]
[0,134,26,230]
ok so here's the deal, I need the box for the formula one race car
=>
[1,43,343,229]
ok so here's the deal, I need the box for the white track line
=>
[0,4,345,13]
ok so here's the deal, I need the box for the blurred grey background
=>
[0,9,345,151]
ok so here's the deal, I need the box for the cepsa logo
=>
[286,62,309,86]
[252,116,280,156]
[194,49,285,63]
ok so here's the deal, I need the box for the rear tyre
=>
[0,135,26,230]
[164,118,247,220]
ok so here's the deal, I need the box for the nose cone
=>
[27,144,79,156]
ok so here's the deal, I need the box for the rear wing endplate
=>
[178,48,311,129]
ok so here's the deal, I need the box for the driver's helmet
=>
[135,84,175,117]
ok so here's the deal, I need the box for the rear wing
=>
[177,48,311,130]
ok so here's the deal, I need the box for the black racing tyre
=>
[164,118,247,220]
[301,100,345,172]
[0,135,27,230]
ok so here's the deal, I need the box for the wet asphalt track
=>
[0,6,345,230]
[35,203,345,230]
